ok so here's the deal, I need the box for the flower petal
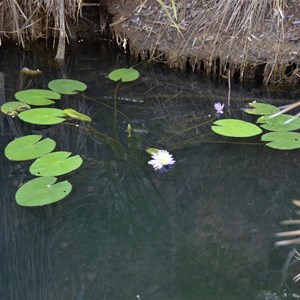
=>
[148,159,163,170]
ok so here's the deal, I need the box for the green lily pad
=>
[243,102,280,115]
[261,131,300,150]
[15,89,61,106]
[1,101,30,116]
[108,68,140,82]
[16,176,72,206]
[48,79,87,95]
[64,108,91,122]
[30,151,83,176]
[19,108,67,125]
[211,119,262,137]
[146,148,159,155]
[257,114,300,131]
[5,135,56,161]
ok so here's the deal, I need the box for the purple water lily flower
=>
[214,102,225,114]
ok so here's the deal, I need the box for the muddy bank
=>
[1,0,300,84]
[106,0,300,84]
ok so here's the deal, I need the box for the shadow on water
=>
[1,41,300,299]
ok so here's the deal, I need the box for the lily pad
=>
[30,151,83,176]
[48,79,87,95]
[261,131,300,150]
[5,135,56,161]
[146,148,159,155]
[15,89,61,106]
[257,114,300,131]
[1,101,30,116]
[16,176,72,206]
[64,108,91,122]
[211,119,262,137]
[243,102,280,115]
[19,108,67,125]
[108,68,140,82]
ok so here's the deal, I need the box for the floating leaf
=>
[48,79,87,95]
[108,68,140,82]
[211,119,262,137]
[16,176,72,206]
[5,135,56,161]
[15,89,61,106]
[30,151,83,176]
[1,101,30,116]
[257,114,300,131]
[243,102,280,115]
[19,108,66,125]
[64,108,91,122]
[261,131,300,150]
[146,148,159,155]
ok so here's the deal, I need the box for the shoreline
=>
[0,0,299,84]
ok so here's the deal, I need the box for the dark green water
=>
[1,42,300,300]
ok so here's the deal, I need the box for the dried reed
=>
[0,0,79,58]
[181,0,285,80]
[111,0,297,83]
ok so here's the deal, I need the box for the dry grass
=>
[110,0,300,83]
[0,0,79,57]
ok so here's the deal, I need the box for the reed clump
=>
[0,0,79,58]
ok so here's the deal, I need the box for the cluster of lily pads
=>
[2,79,91,206]
[2,79,91,123]
[211,101,300,150]
[5,135,83,206]
[1,67,141,207]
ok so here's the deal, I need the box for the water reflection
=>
[1,42,300,299]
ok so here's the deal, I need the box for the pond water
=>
[1,41,300,300]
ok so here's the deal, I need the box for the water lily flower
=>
[214,102,224,115]
[148,149,175,172]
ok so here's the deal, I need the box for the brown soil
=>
[102,0,300,84]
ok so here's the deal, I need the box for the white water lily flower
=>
[148,150,175,171]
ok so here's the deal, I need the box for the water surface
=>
[1,42,300,300]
